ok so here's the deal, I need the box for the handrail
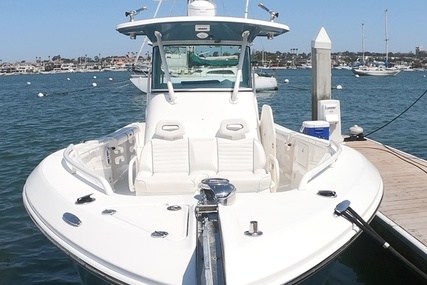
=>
[268,154,279,193]
[231,30,250,103]
[128,155,137,193]
[155,31,176,104]
[297,140,342,191]
[63,144,114,196]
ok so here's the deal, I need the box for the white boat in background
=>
[254,71,278,91]
[130,63,151,93]
[131,67,278,93]
[130,73,150,93]
[352,10,400,77]
[334,65,352,70]
[352,64,400,76]
[23,1,383,284]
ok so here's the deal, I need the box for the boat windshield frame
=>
[151,42,253,92]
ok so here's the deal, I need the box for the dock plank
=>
[346,139,427,246]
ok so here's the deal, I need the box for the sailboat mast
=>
[384,9,389,65]
[361,23,365,64]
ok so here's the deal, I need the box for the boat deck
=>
[346,139,427,247]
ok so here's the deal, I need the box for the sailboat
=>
[352,9,400,76]
[23,1,383,284]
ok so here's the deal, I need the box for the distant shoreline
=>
[1,49,426,74]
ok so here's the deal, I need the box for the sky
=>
[0,0,426,63]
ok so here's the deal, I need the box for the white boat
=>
[131,67,278,93]
[352,10,400,77]
[352,65,400,76]
[23,1,383,284]
[254,72,278,91]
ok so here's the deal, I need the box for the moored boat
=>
[131,66,279,93]
[352,65,401,76]
[23,1,383,284]
[352,10,400,77]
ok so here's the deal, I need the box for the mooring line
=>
[366,88,427,137]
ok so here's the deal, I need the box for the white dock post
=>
[311,27,332,120]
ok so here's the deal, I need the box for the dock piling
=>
[311,27,332,120]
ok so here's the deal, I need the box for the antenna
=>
[258,3,278,22]
[244,0,250,19]
[125,6,148,22]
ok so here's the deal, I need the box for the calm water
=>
[0,69,426,284]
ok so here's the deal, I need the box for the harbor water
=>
[0,69,426,284]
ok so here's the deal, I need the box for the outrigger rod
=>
[125,6,148,21]
[334,200,427,280]
[258,3,278,22]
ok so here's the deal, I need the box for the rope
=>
[365,88,427,137]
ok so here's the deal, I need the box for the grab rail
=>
[63,144,114,196]
[128,155,137,193]
[297,140,342,191]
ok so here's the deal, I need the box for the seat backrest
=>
[189,138,217,174]
[217,138,254,172]
[216,119,266,173]
[139,121,189,174]
[151,138,189,173]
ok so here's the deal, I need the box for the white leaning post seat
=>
[215,119,271,192]
[131,119,271,195]
[133,121,197,195]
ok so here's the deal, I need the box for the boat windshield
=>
[151,45,252,90]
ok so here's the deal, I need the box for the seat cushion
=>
[217,138,254,171]
[215,171,271,192]
[135,172,196,195]
[216,137,270,192]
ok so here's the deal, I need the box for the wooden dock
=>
[346,139,427,251]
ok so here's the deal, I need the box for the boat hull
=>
[23,124,383,285]
[23,5,383,284]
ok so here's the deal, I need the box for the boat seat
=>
[134,121,198,195]
[214,119,271,192]
[132,119,271,195]
[189,137,218,179]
